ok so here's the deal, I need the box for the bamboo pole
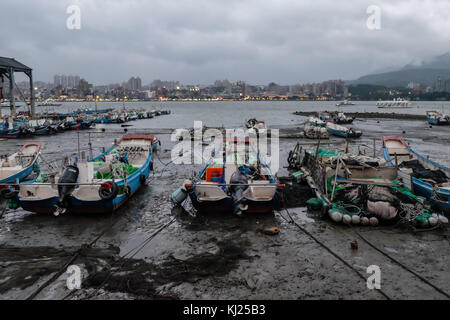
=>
[373,138,376,158]
[330,156,341,201]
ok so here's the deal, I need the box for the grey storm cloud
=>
[1,0,450,85]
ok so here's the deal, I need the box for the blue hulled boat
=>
[318,111,333,121]
[18,135,158,215]
[0,142,41,184]
[382,136,450,214]
[426,110,450,125]
[326,122,362,138]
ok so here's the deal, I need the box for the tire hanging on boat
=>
[124,185,131,197]
[0,188,17,200]
[139,174,147,186]
[98,181,119,200]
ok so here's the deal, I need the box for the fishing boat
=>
[332,112,355,124]
[0,142,41,184]
[37,101,62,107]
[426,110,450,125]
[303,125,329,139]
[246,119,267,135]
[0,120,32,139]
[286,142,449,228]
[318,111,333,121]
[18,134,159,215]
[382,136,450,213]
[336,99,355,107]
[27,119,54,135]
[307,116,326,127]
[318,111,354,124]
[377,98,413,109]
[326,122,362,138]
[172,137,281,215]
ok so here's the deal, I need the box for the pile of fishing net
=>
[94,162,139,179]
[307,183,449,228]
[400,160,447,184]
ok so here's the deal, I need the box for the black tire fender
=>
[98,181,119,201]
[139,174,147,186]
[124,185,131,197]
[150,161,154,171]
[1,188,17,200]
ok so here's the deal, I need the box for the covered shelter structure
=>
[0,57,35,118]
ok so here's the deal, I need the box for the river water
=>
[2,100,450,128]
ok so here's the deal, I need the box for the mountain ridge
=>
[349,52,450,87]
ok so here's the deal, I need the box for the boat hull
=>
[327,127,362,138]
[382,136,450,214]
[189,192,280,214]
[334,118,354,124]
[427,117,450,125]
[0,142,41,184]
[18,137,156,214]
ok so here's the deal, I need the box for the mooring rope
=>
[355,231,450,299]
[26,211,123,300]
[278,203,391,300]
[78,217,177,300]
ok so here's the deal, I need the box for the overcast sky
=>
[1,0,450,85]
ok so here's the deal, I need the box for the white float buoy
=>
[361,217,370,226]
[342,215,352,225]
[438,215,449,224]
[428,217,438,227]
[329,209,343,222]
[351,215,360,225]
[369,217,379,226]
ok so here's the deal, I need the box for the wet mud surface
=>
[0,115,449,300]
[293,111,428,120]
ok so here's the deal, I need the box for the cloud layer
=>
[1,0,450,84]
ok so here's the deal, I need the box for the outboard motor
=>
[57,165,79,214]
[229,170,249,216]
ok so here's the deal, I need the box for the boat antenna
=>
[88,132,93,160]
[77,129,81,159]
[122,88,126,112]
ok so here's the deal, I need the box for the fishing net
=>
[400,160,447,184]
[306,198,324,211]
[389,179,420,201]
[95,163,139,179]
[314,148,341,159]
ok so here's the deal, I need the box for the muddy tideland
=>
[293,111,428,120]
[0,114,449,300]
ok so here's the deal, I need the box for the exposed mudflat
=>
[293,111,428,120]
[0,114,449,300]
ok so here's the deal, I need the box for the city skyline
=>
[2,0,450,84]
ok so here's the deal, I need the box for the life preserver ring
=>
[98,181,119,200]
